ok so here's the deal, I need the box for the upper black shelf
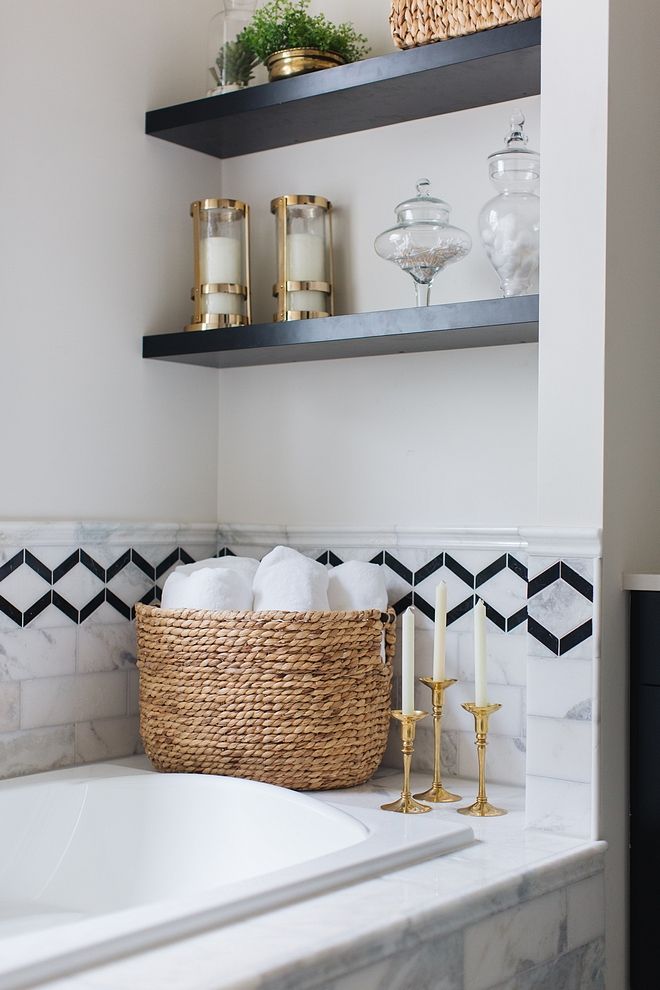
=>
[142,295,539,369]
[146,20,541,159]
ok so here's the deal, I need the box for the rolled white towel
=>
[253,546,329,612]
[175,555,259,582]
[327,560,388,612]
[161,566,252,611]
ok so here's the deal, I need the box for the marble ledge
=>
[623,573,660,592]
[37,770,606,990]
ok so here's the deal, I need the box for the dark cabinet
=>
[630,589,660,987]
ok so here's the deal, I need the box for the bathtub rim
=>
[0,758,474,990]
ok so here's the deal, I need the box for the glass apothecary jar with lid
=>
[207,1,258,96]
[479,111,540,297]
[374,179,471,307]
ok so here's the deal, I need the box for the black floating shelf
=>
[146,20,541,159]
[143,295,539,369]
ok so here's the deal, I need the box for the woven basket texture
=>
[135,604,395,790]
[390,0,541,48]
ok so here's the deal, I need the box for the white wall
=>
[218,3,541,527]
[0,0,223,522]
[536,5,609,530]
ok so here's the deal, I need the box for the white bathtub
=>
[0,759,473,989]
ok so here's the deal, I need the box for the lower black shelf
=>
[142,295,539,369]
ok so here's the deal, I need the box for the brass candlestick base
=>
[381,710,430,814]
[458,702,507,818]
[413,677,461,803]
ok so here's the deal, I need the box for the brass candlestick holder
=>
[413,677,461,803]
[381,710,430,814]
[458,702,507,817]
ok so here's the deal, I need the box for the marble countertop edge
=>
[228,842,607,990]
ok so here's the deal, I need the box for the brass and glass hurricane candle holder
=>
[458,702,507,817]
[271,194,334,321]
[413,678,461,803]
[186,198,252,332]
[381,710,430,814]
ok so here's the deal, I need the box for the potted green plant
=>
[240,0,369,81]
[209,36,259,93]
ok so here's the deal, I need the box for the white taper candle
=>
[474,599,488,706]
[401,606,415,715]
[432,581,447,681]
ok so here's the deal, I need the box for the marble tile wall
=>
[0,521,601,826]
[262,870,605,990]
[0,524,218,779]
[523,540,600,839]
[220,527,599,803]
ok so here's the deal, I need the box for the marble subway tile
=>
[75,715,141,763]
[301,931,463,990]
[458,631,527,687]
[488,937,605,990]
[0,682,19,731]
[566,874,605,951]
[463,889,564,990]
[444,682,524,737]
[21,671,128,729]
[526,717,593,783]
[525,775,592,838]
[128,668,140,715]
[382,715,403,769]
[0,725,75,778]
[77,621,137,673]
[459,731,526,787]
[0,627,76,681]
[527,659,593,720]
[413,722,459,776]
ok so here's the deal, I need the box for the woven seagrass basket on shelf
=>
[390,0,541,48]
[135,604,395,791]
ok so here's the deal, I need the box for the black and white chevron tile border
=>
[0,543,595,657]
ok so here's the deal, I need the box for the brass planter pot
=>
[265,48,346,81]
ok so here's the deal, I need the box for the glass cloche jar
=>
[374,179,471,307]
[479,111,540,297]
[207,1,257,96]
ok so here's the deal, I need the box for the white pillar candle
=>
[288,289,327,312]
[474,598,488,706]
[200,236,243,317]
[286,232,326,282]
[401,606,415,715]
[200,235,242,284]
[204,291,244,316]
[432,581,447,681]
